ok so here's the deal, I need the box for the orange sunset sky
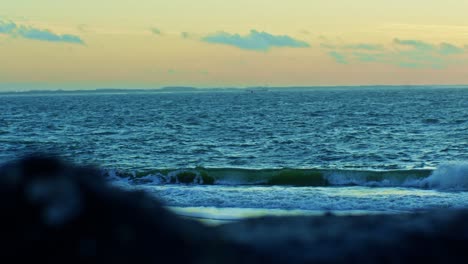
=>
[1,0,468,90]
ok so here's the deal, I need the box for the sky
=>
[1,0,468,90]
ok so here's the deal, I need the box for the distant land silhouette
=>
[1,85,467,95]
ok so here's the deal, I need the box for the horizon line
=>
[1,84,468,94]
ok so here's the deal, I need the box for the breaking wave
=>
[104,163,468,191]
[415,163,468,190]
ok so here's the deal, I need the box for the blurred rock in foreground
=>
[0,156,467,263]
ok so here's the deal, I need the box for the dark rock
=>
[0,155,240,263]
[218,210,468,263]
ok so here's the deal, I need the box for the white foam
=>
[324,172,401,187]
[104,169,133,188]
[419,163,468,190]
[134,184,468,212]
[133,174,165,185]
[104,169,121,181]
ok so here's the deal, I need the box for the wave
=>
[414,163,468,190]
[103,163,468,190]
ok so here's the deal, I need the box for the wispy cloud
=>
[394,38,434,51]
[328,51,347,64]
[0,20,16,34]
[323,42,382,64]
[0,19,84,44]
[439,42,464,55]
[202,30,310,51]
[344,44,384,51]
[393,39,465,68]
[322,38,465,68]
[322,42,384,52]
[352,52,385,62]
[17,27,84,44]
[393,39,464,56]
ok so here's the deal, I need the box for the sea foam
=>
[104,163,468,191]
[418,163,468,190]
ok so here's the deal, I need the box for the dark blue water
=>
[1,87,466,170]
[1,87,468,213]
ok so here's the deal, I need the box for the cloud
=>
[0,21,16,34]
[202,30,310,51]
[328,51,347,64]
[150,27,162,35]
[321,42,384,54]
[16,26,84,44]
[353,52,385,62]
[439,42,464,55]
[344,43,384,51]
[320,41,385,64]
[0,19,84,44]
[322,38,465,68]
[392,39,464,67]
[394,39,464,55]
[394,38,434,51]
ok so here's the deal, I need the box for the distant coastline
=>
[1,85,467,95]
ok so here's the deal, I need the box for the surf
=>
[105,163,468,191]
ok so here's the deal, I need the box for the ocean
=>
[1,86,467,222]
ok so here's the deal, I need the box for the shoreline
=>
[168,206,403,225]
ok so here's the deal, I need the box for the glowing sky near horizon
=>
[1,0,468,89]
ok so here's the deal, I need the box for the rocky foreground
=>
[1,156,467,263]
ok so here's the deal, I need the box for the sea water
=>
[1,87,467,220]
